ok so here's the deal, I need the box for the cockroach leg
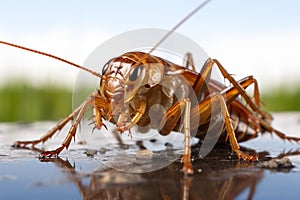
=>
[181,98,193,175]
[40,94,96,158]
[212,59,272,121]
[192,93,258,162]
[159,98,193,175]
[258,118,300,143]
[13,104,83,148]
[215,93,258,161]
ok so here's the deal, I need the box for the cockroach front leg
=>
[14,92,106,158]
[160,98,193,175]
[13,104,83,149]
[39,94,99,158]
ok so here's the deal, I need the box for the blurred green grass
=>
[0,83,72,122]
[0,83,299,122]
[260,87,300,112]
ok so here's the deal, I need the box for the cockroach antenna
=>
[149,0,213,54]
[0,40,103,78]
[132,0,212,69]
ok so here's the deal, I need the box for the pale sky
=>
[0,0,300,91]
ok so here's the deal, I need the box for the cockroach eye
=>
[102,61,110,75]
[129,65,143,81]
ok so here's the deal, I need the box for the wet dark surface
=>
[1,113,300,200]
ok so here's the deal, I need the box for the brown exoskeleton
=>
[1,0,300,175]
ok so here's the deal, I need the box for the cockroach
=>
[1,0,300,175]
